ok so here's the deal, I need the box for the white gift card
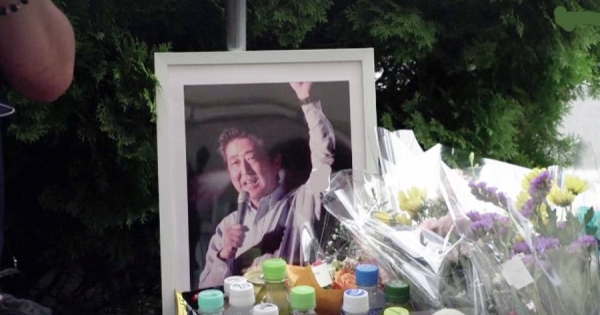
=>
[501,254,534,290]
[311,263,333,287]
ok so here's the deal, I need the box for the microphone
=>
[237,191,249,225]
[230,191,249,265]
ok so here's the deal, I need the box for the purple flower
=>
[512,241,531,254]
[468,211,512,235]
[498,226,508,235]
[521,254,534,265]
[520,199,535,217]
[496,216,511,235]
[567,235,596,252]
[470,215,494,233]
[528,170,552,201]
[497,216,511,226]
[533,236,560,254]
[477,182,488,190]
[470,220,493,233]
[578,235,597,247]
[480,212,498,221]
[497,192,507,205]
[486,186,498,195]
[469,181,509,208]
[466,211,481,222]
[557,221,566,230]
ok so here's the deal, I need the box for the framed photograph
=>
[155,48,377,314]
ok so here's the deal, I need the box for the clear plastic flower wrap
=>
[322,170,454,310]
[437,143,600,314]
[321,127,600,314]
[321,128,477,312]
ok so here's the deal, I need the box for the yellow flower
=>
[521,168,545,191]
[397,187,427,218]
[547,185,575,207]
[565,175,588,196]
[373,210,392,225]
[513,235,524,243]
[395,213,412,225]
[515,190,530,210]
[537,203,549,225]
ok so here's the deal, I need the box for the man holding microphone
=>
[198,81,335,289]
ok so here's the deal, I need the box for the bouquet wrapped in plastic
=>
[321,127,600,314]
[321,128,473,312]
[445,159,600,314]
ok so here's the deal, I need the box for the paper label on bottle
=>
[501,254,534,290]
[311,263,333,287]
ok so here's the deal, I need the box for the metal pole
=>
[226,0,246,51]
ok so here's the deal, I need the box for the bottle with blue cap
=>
[354,264,385,315]
[198,289,225,315]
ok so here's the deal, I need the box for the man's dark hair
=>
[217,128,267,165]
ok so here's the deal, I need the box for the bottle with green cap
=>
[382,307,410,315]
[257,258,291,315]
[383,279,413,311]
[198,289,225,315]
[290,285,317,315]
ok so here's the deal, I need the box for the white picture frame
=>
[155,48,377,314]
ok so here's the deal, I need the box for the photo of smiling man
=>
[196,82,337,288]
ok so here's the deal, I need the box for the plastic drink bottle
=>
[341,289,369,315]
[383,307,410,315]
[384,280,413,311]
[354,264,385,315]
[224,276,248,298]
[198,289,225,315]
[432,309,466,315]
[257,258,291,315]
[224,282,255,315]
[224,276,248,308]
[252,303,279,315]
[290,285,317,315]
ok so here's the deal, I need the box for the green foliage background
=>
[1,0,599,313]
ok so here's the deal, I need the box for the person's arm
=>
[198,217,233,289]
[278,83,335,264]
[289,83,335,187]
[0,0,75,102]
[303,100,335,174]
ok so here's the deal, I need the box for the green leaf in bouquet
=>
[556,229,574,247]
[586,225,598,237]
[560,213,586,244]
[543,206,558,236]
[583,207,595,226]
